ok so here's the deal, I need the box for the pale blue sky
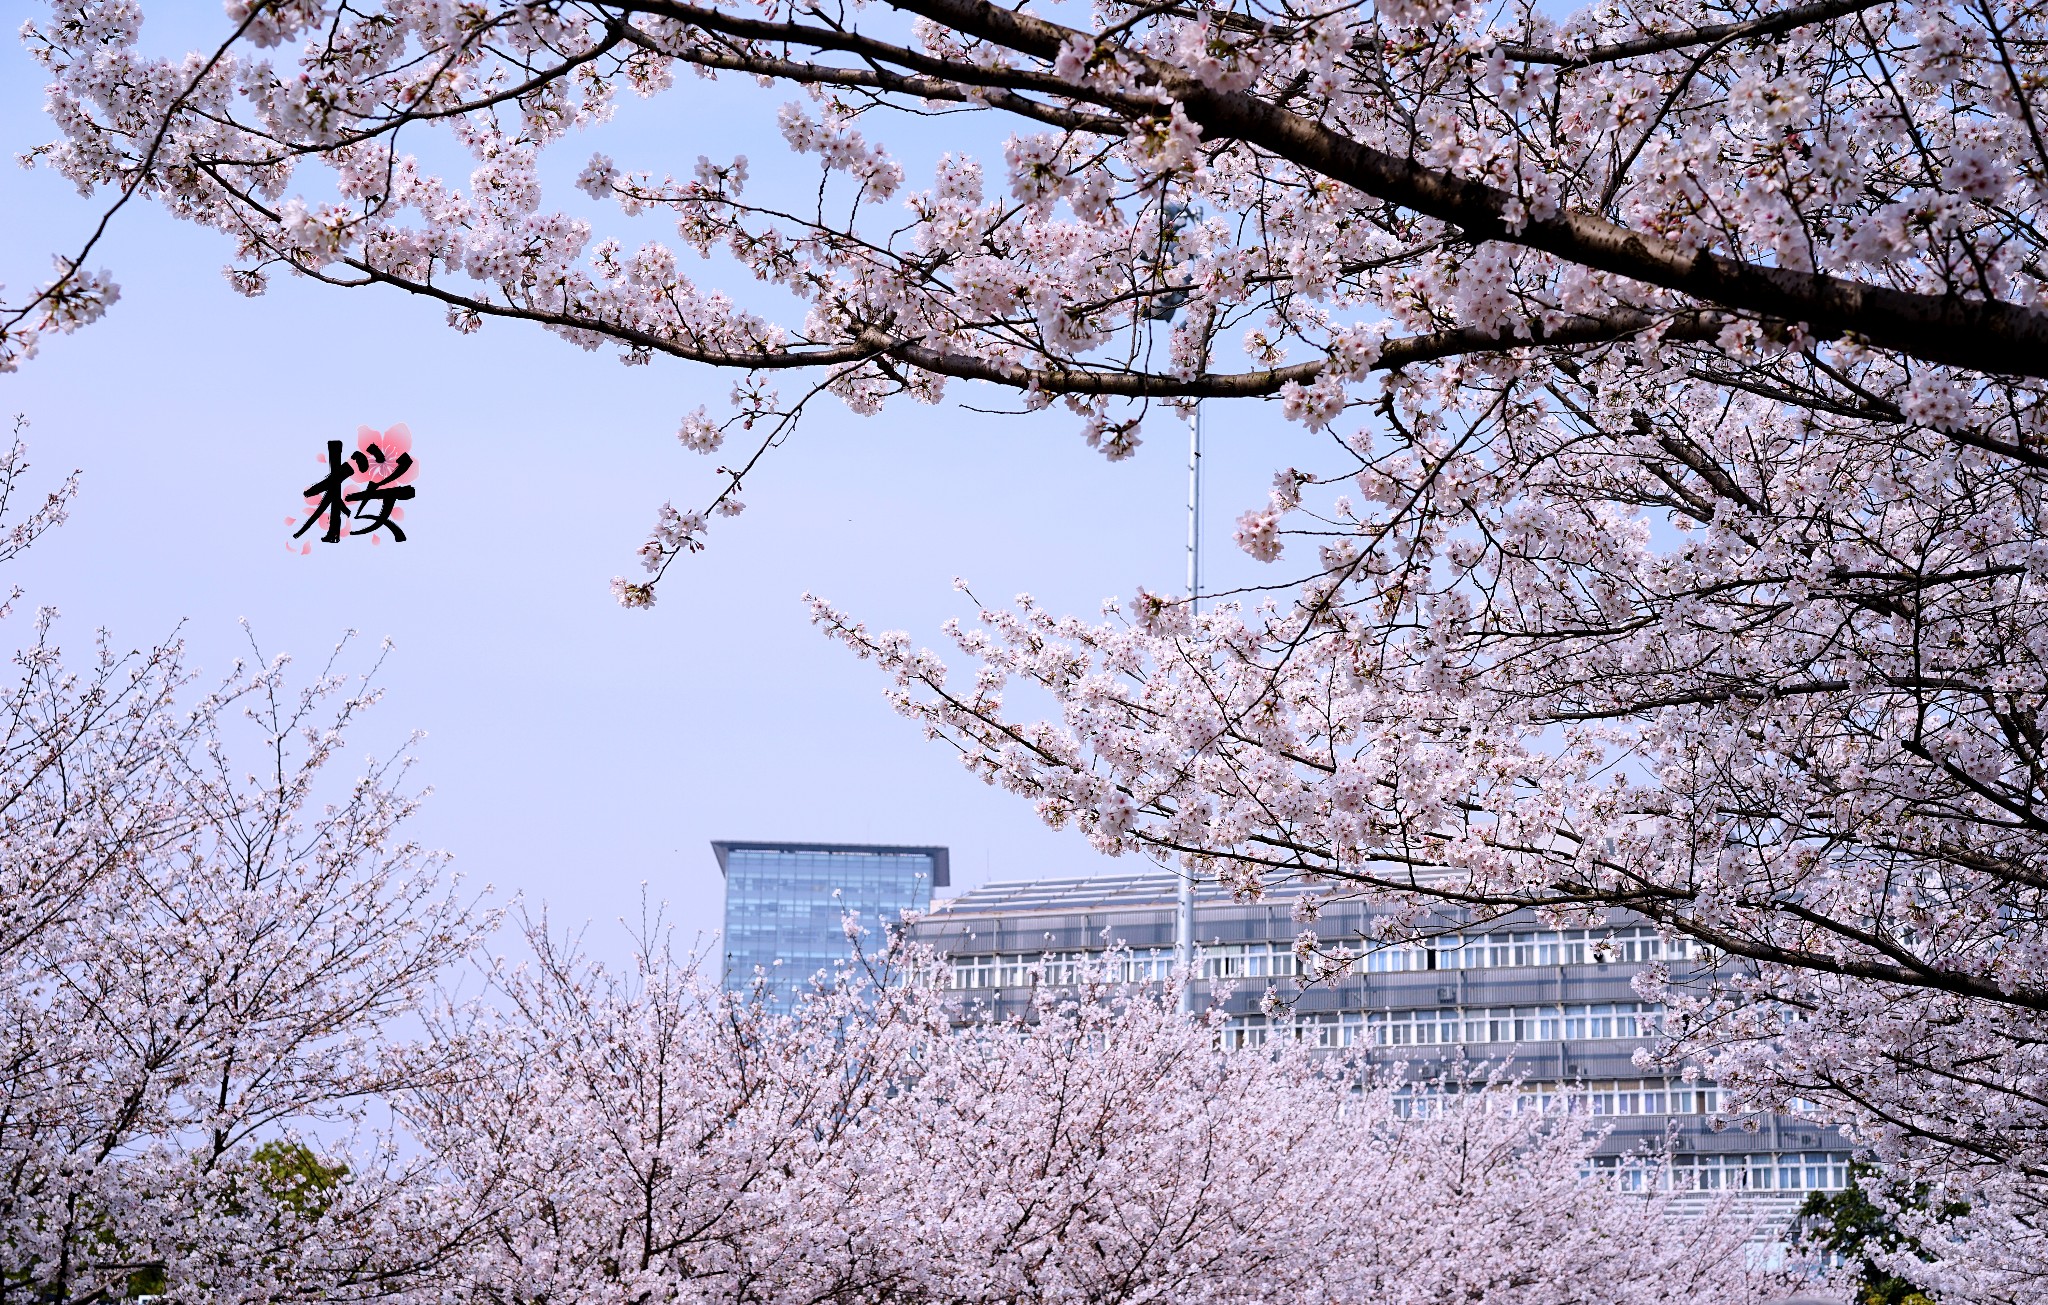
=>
[0,2,1321,949]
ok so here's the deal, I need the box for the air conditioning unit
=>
[1436,984,1457,1003]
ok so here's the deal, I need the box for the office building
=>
[906,869,1850,1221]
[714,840,948,1010]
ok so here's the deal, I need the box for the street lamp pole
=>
[1175,402,1201,1013]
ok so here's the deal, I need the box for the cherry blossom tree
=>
[410,929,1786,1305]
[19,0,2048,1298]
[0,413,1781,1305]
[0,619,496,1305]
[0,427,488,1304]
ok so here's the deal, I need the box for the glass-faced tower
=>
[713,841,948,1010]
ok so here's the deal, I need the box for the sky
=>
[0,1,1325,958]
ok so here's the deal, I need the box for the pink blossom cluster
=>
[0,430,1784,1304]
[19,0,2048,589]
[16,0,2048,1297]
[405,930,1788,1305]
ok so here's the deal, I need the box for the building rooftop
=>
[711,840,951,887]
[931,870,1314,914]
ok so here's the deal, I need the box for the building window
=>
[1424,926,1697,971]
[1562,1002,1663,1040]
[1365,1008,1463,1046]
[1360,943,1428,973]
[1355,1004,1663,1046]
[1594,1151,1851,1192]
[939,927,1700,995]
[948,955,997,989]
[1203,942,1299,980]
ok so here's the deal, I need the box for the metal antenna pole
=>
[1175,402,1201,1013]
[1188,402,1202,615]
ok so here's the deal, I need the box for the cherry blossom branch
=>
[1496,0,1897,69]
[896,0,2048,377]
[1,3,271,369]
[860,309,1728,397]
[629,33,1131,134]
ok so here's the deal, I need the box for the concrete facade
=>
[908,870,1850,1216]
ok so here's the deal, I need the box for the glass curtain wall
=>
[719,843,941,1010]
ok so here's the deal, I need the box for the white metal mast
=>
[1175,403,1201,1013]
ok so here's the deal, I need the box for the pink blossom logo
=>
[289,424,417,552]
